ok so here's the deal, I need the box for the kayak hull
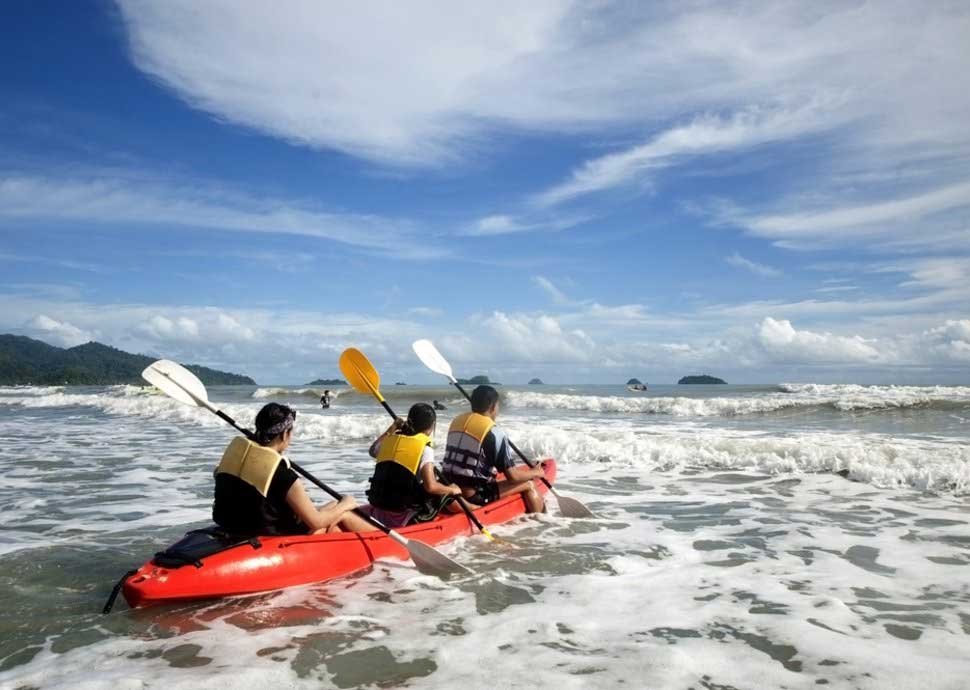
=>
[122,460,556,608]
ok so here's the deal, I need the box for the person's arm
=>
[419,462,462,497]
[492,432,543,481]
[369,418,404,458]
[284,480,357,533]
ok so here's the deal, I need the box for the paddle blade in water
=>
[412,339,455,382]
[407,540,472,577]
[552,491,595,519]
[142,360,208,407]
[338,348,382,398]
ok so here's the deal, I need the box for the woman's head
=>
[254,402,296,447]
[401,402,436,436]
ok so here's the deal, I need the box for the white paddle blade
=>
[412,340,455,382]
[141,359,208,407]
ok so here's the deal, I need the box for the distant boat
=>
[627,383,647,392]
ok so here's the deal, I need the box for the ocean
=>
[1,382,968,689]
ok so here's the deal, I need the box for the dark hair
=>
[401,402,436,435]
[254,403,296,445]
[470,385,499,413]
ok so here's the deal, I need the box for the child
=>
[365,403,461,527]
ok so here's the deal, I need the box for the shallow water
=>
[1,383,968,688]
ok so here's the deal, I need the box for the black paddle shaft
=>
[450,382,553,491]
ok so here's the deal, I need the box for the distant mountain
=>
[528,378,544,385]
[626,378,642,385]
[307,378,346,386]
[0,334,256,385]
[678,374,727,384]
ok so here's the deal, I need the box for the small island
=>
[626,378,643,385]
[678,374,727,384]
[528,378,544,385]
[0,334,255,385]
[307,378,346,386]
[395,382,407,386]
[457,375,499,385]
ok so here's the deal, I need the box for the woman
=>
[212,402,372,535]
[365,403,461,528]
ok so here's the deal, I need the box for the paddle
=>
[411,339,595,518]
[141,359,471,577]
[338,348,503,543]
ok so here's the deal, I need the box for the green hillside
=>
[0,335,256,385]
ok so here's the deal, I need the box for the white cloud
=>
[114,2,970,170]
[532,275,572,306]
[725,252,782,278]
[440,311,594,364]
[406,306,444,319]
[914,320,970,364]
[0,173,439,258]
[534,103,838,207]
[738,180,970,249]
[463,213,589,236]
[24,314,95,347]
[6,287,970,381]
[755,317,881,364]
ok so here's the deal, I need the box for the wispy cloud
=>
[462,213,590,236]
[0,172,445,259]
[532,275,573,306]
[115,2,970,168]
[407,306,444,319]
[533,104,838,207]
[725,252,782,278]
[740,180,970,248]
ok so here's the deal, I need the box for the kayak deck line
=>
[120,460,557,608]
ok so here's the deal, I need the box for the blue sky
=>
[1,1,969,384]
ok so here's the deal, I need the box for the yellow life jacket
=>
[448,411,495,442]
[215,436,290,498]
[442,412,496,481]
[375,432,433,474]
[367,432,433,511]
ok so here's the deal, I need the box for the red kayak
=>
[123,460,556,607]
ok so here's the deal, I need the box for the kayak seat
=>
[153,527,262,569]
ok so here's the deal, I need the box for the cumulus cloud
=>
[725,252,782,278]
[5,284,969,382]
[905,320,970,364]
[441,311,594,364]
[24,314,95,347]
[755,317,881,364]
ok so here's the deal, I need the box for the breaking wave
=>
[505,384,970,416]
[0,385,391,443]
[505,422,970,494]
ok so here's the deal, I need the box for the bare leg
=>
[496,479,545,513]
[338,511,380,533]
